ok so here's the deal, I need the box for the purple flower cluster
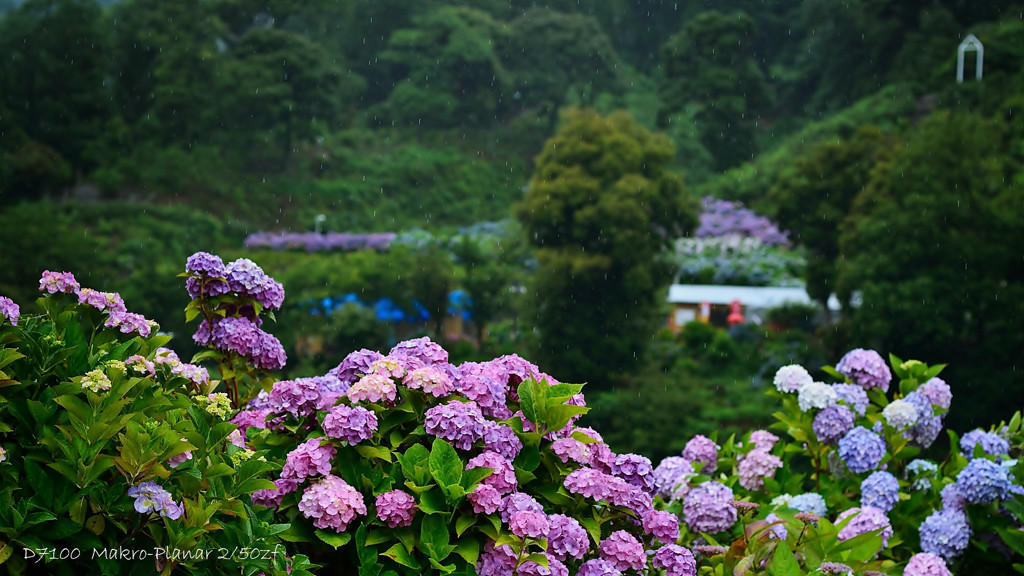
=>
[223,258,285,309]
[681,435,718,474]
[837,426,886,473]
[835,348,892,392]
[551,437,591,465]
[509,511,550,539]
[468,484,502,514]
[497,492,544,524]
[652,456,695,500]
[403,366,454,397]
[389,337,449,370]
[577,558,622,576]
[1,296,20,326]
[836,506,893,549]
[547,514,589,560]
[128,481,183,520]
[264,378,322,418]
[476,540,518,576]
[467,452,517,494]
[298,475,366,532]
[642,508,680,544]
[860,471,899,513]
[454,361,513,419]
[322,405,378,445]
[904,391,942,448]
[481,421,523,460]
[374,490,417,528]
[737,448,783,490]
[832,383,869,416]
[919,509,971,562]
[919,378,952,410]
[244,231,396,253]
[652,544,697,576]
[959,429,1010,459]
[328,348,383,389]
[749,430,779,449]
[195,316,286,370]
[683,481,737,534]
[696,196,789,245]
[904,553,953,576]
[281,438,336,481]
[955,458,1014,504]
[563,467,650,513]
[39,270,81,294]
[598,530,645,572]
[612,453,655,491]
[813,404,855,444]
[424,400,487,450]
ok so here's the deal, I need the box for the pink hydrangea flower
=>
[298,475,366,532]
[347,374,398,405]
[598,530,645,572]
[281,438,336,481]
[375,490,417,528]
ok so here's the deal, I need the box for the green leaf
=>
[514,444,541,473]
[769,541,802,576]
[546,383,585,399]
[365,530,393,547]
[517,378,548,430]
[315,530,352,549]
[383,543,423,570]
[429,437,463,489]
[399,444,431,485]
[461,466,493,491]
[454,538,480,566]
[580,516,602,548]
[456,514,477,537]
[420,514,453,561]
[428,558,457,573]
[417,488,449,515]
[356,445,393,463]
[544,404,589,433]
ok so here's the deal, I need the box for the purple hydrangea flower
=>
[919,509,971,562]
[653,456,695,500]
[653,545,697,576]
[749,430,779,449]
[518,554,567,576]
[588,441,617,474]
[328,348,384,388]
[836,506,893,549]
[905,391,942,448]
[904,552,953,576]
[251,478,298,508]
[832,383,869,416]
[369,357,404,379]
[960,429,1010,459]
[186,251,226,276]
[819,562,853,575]
[375,490,417,528]
[265,378,322,418]
[322,405,378,445]
[955,458,1013,504]
[39,270,80,294]
[128,481,183,520]
[298,474,366,532]
[641,508,680,544]
[836,348,892,392]
[546,514,589,561]
[166,439,193,469]
[78,288,127,316]
[0,296,19,326]
[838,426,886,473]
[551,437,591,465]
[467,451,517,495]
[454,360,512,419]
[682,435,718,474]
[764,512,787,540]
[280,438,336,481]
[814,404,855,444]
[389,337,448,370]
[200,316,287,370]
[612,453,655,491]
[919,378,952,410]
[598,530,645,572]
[577,558,622,576]
[860,471,899,513]
[498,492,544,524]
[224,258,284,310]
[509,511,550,539]
[481,421,523,460]
[347,374,398,405]
[564,467,617,502]
[683,481,737,534]
[476,540,517,576]
[940,483,966,512]
[737,447,783,490]
[425,400,487,451]
[469,484,502,514]
[185,252,229,298]
[773,364,813,393]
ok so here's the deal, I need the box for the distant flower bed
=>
[244,231,397,252]
[696,196,789,246]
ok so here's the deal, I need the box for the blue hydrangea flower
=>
[906,459,938,492]
[832,384,869,416]
[788,493,828,516]
[860,471,899,513]
[955,458,1013,504]
[904,392,942,448]
[919,509,971,562]
[960,429,1010,460]
[813,404,855,444]
[838,426,886,473]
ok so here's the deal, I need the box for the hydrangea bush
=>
[650,348,1024,575]
[0,272,309,575]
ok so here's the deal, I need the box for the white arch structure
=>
[957,34,983,83]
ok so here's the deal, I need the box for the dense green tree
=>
[504,9,624,124]
[659,10,769,171]
[406,245,455,338]
[452,236,515,347]
[768,126,893,312]
[0,0,111,171]
[376,6,512,128]
[515,108,698,388]
[837,110,1024,428]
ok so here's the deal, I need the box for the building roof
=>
[667,284,841,311]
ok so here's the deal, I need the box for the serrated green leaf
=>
[517,378,548,430]
[399,444,431,485]
[454,538,480,566]
[429,437,463,489]
[456,514,477,537]
[428,558,457,573]
[418,488,448,515]
[383,543,423,570]
[356,445,393,463]
[461,466,493,491]
[421,514,452,561]
[544,404,589,433]
[315,530,352,549]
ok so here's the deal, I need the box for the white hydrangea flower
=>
[797,381,838,411]
[882,399,918,430]
[770,494,793,509]
[81,368,112,393]
[774,365,813,393]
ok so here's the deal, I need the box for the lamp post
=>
[315,214,326,235]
